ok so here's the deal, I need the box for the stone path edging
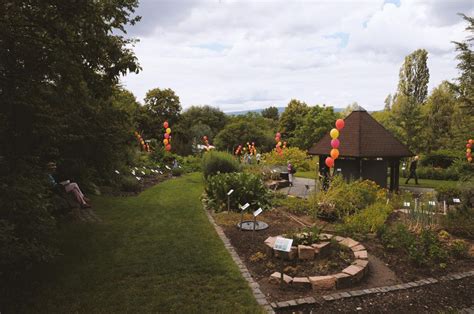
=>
[203,209,275,314]
[270,269,474,310]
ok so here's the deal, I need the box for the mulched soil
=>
[278,276,474,313]
[215,208,474,303]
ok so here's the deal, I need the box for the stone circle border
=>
[264,233,369,291]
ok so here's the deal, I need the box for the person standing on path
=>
[405,156,419,185]
[287,162,294,187]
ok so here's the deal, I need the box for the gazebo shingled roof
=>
[308,108,413,158]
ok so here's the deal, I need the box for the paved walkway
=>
[400,186,436,194]
[278,177,317,198]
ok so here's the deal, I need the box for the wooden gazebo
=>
[308,107,413,191]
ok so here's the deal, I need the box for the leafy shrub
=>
[450,158,474,182]
[0,169,58,279]
[283,226,321,246]
[120,176,141,192]
[171,167,184,176]
[273,197,310,215]
[204,172,271,212]
[202,151,240,179]
[407,229,449,267]
[416,166,459,181]
[441,208,474,239]
[420,149,459,168]
[436,185,462,202]
[262,147,311,171]
[308,176,385,220]
[448,239,469,258]
[180,155,202,172]
[339,202,393,237]
[380,223,415,250]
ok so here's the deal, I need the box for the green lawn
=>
[16,173,261,313]
[295,170,317,179]
[399,177,459,189]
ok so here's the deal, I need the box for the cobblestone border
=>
[270,270,474,310]
[203,209,275,314]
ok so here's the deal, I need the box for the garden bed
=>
[213,208,474,302]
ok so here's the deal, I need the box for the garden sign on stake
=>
[239,203,250,231]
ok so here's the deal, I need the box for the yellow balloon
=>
[166,128,171,134]
[163,139,168,145]
[467,148,472,154]
[330,128,339,139]
[330,148,339,160]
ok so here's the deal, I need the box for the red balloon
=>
[164,133,170,139]
[467,152,472,158]
[276,132,281,138]
[163,121,169,129]
[325,157,334,168]
[335,119,345,130]
[467,143,472,149]
[331,139,340,149]
[165,144,171,151]
[469,139,473,145]
[203,136,208,141]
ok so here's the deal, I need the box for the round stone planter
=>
[264,233,369,290]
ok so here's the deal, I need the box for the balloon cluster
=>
[247,142,257,155]
[274,132,287,155]
[163,121,172,151]
[467,139,473,163]
[235,144,243,155]
[325,119,345,168]
[134,131,150,152]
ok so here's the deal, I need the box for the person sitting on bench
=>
[47,162,91,208]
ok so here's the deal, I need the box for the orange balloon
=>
[330,148,339,160]
[163,139,168,145]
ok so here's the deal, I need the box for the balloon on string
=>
[468,157,472,163]
[163,121,169,129]
[469,139,473,145]
[325,157,334,168]
[467,143,472,149]
[165,144,171,151]
[330,128,339,139]
[335,119,345,130]
[467,152,472,158]
[330,148,339,160]
[331,139,340,149]
[203,136,208,141]
[166,128,171,134]
[276,132,281,138]
[164,133,170,139]
[163,139,168,145]
[467,148,472,154]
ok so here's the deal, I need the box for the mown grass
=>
[13,173,261,313]
[295,170,317,179]
[399,177,459,189]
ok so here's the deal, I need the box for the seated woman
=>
[47,162,91,209]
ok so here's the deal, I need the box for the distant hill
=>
[226,106,345,115]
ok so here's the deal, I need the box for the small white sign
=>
[135,176,141,181]
[114,170,120,174]
[453,198,461,203]
[227,189,234,196]
[159,171,163,175]
[273,237,293,252]
[165,165,171,170]
[428,201,436,206]
[131,170,136,175]
[403,202,411,207]
[253,208,263,217]
[134,167,139,170]
[141,171,146,175]
[240,203,250,211]
[336,168,342,172]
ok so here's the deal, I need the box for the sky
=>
[121,0,473,112]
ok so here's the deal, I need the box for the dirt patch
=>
[278,276,474,313]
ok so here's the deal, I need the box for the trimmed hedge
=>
[202,151,241,179]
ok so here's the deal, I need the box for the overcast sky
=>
[121,0,473,112]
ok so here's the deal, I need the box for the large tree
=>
[450,14,474,115]
[0,0,141,279]
[292,106,339,150]
[398,49,430,104]
[279,99,309,138]
[261,106,280,120]
[391,49,430,152]
[139,87,182,138]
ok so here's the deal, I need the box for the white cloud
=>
[122,0,473,111]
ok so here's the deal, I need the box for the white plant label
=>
[114,170,120,174]
[453,198,461,203]
[403,202,411,207]
[141,171,146,175]
[240,203,250,211]
[165,165,171,170]
[135,176,141,181]
[227,189,234,196]
[428,201,436,206]
[253,208,263,217]
[273,237,293,252]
